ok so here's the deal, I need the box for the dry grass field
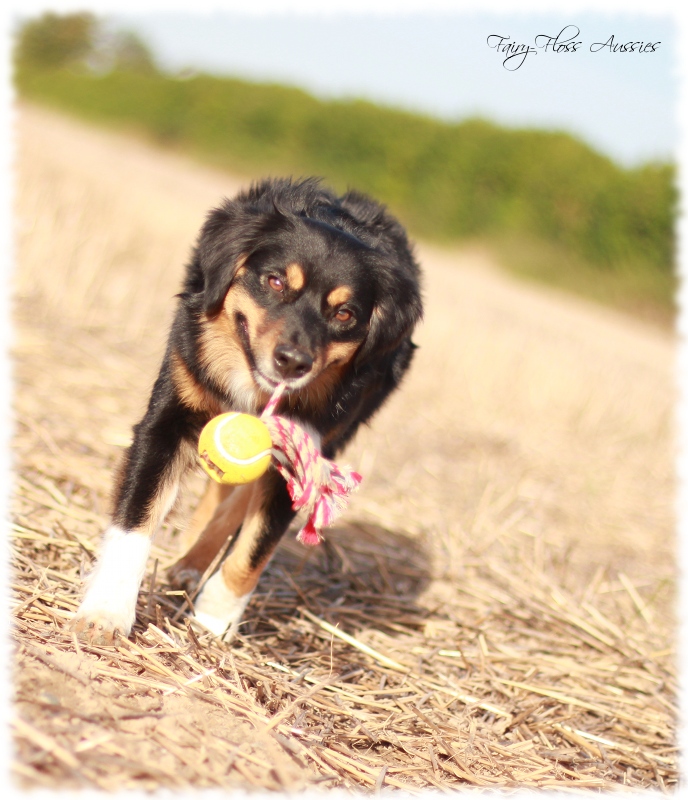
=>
[11,103,677,792]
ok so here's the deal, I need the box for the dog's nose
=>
[273,344,314,379]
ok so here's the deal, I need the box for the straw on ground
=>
[11,103,676,793]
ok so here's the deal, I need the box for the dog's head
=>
[190,182,421,408]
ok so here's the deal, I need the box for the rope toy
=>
[197,382,362,546]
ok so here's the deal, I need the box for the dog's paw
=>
[192,571,251,642]
[167,562,202,594]
[72,526,150,647]
[70,611,130,646]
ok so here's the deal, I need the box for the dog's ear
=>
[196,200,295,316]
[355,256,422,366]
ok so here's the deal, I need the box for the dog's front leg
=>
[72,387,196,646]
[167,481,252,593]
[193,468,295,640]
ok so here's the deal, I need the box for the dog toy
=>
[197,383,362,545]
[198,412,273,485]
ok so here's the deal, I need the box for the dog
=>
[71,177,422,645]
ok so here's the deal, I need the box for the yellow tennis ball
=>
[198,413,273,485]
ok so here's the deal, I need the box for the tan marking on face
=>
[327,286,353,307]
[198,312,252,405]
[170,349,222,416]
[324,340,360,368]
[232,284,267,335]
[285,262,306,292]
[198,284,272,411]
[253,309,285,368]
[227,283,286,381]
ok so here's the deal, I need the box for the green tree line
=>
[14,13,676,315]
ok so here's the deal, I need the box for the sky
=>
[109,11,677,167]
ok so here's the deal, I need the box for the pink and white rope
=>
[261,382,362,546]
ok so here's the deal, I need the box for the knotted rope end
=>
[262,383,363,546]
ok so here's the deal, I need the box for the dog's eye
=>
[335,308,353,323]
[267,275,285,293]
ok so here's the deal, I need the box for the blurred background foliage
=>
[13,13,677,322]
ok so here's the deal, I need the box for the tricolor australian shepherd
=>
[72,177,422,645]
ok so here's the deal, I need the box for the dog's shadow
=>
[243,520,433,641]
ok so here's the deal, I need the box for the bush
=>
[14,15,676,313]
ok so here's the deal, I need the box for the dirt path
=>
[11,104,677,792]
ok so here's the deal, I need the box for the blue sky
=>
[110,12,676,167]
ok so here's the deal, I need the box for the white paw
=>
[192,570,252,641]
[71,608,132,646]
[72,527,150,645]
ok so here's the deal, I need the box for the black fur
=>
[113,176,422,572]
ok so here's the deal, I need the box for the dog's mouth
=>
[235,312,313,393]
[254,368,280,392]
